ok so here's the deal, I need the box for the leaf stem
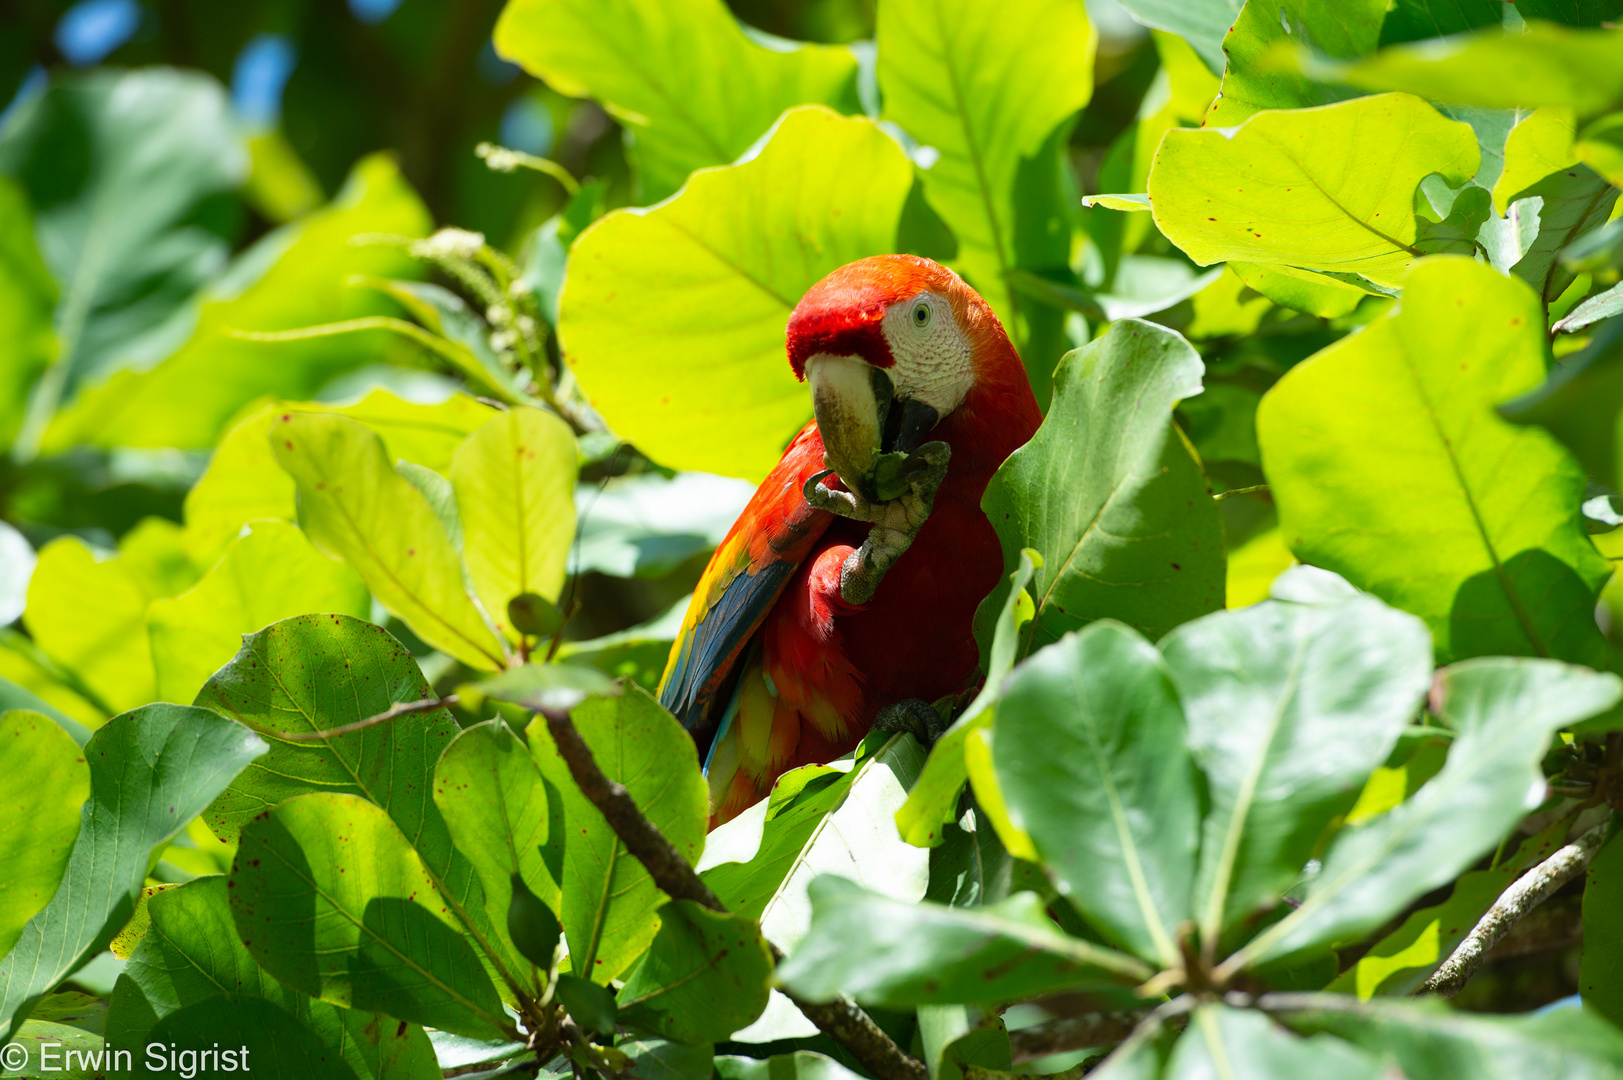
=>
[274,695,457,742]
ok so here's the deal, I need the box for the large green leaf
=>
[1149,94,1480,290]
[994,621,1199,968]
[106,877,438,1080]
[450,405,577,638]
[1257,256,1609,665]
[876,0,1094,396]
[1167,1004,1385,1080]
[978,319,1223,663]
[526,684,708,983]
[0,68,245,451]
[617,901,773,1042]
[432,719,556,996]
[4,992,108,1080]
[230,792,511,1039]
[43,155,430,453]
[194,615,521,990]
[1507,164,1619,308]
[1276,994,1623,1079]
[698,731,927,1040]
[494,0,859,202]
[1204,0,1386,125]
[181,391,496,564]
[1305,21,1623,117]
[0,177,55,449]
[148,520,369,705]
[1224,657,1620,972]
[1160,594,1432,948]
[1581,827,1623,1026]
[777,878,1149,1008]
[896,550,1038,849]
[271,411,507,669]
[559,105,914,481]
[0,704,266,1039]
[0,710,90,957]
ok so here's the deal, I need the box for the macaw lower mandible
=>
[658,254,1042,824]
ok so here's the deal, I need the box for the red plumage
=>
[658,255,1041,824]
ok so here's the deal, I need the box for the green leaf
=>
[506,872,561,970]
[148,520,370,705]
[0,177,55,449]
[1109,0,1237,74]
[0,68,246,450]
[1167,1004,1385,1080]
[618,900,773,1042]
[1225,657,1621,971]
[493,0,859,202]
[1305,21,1623,117]
[106,877,439,1080]
[1327,815,1569,998]
[42,155,431,453]
[896,550,1038,849]
[1276,994,1623,1079]
[979,318,1224,662]
[0,710,89,957]
[1508,164,1620,308]
[451,405,578,639]
[432,719,557,991]
[270,410,507,669]
[231,792,511,1039]
[623,1039,717,1080]
[1555,280,1623,333]
[716,1053,866,1080]
[5,992,107,1080]
[1227,263,1369,319]
[698,732,927,1040]
[1151,95,1480,289]
[876,0,1094,396]
[0,704,267,1039]
[146,998,360,1080]
[994,621,1199,967]
[1493,107,1576,213]
[526,683,708,982]
[555,973,617,1036]
[1204,0,1386,126]
[560,105,914,481]
[1581,825,1623,1026]
[470,661,621,715]
[182,391,496,564]
[777,877,1150,1008]
[1161,594,1433,947]
[1257,256,1610,665]
[1579,112,1623,187]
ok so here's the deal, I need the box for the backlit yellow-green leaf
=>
[0,710,88,957]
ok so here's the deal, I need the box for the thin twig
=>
[1008,1010,1153,1063]
[1212,484,1271,501]
[276,696,458,742]
[1416,818,1612,997]
[538,708,929,1080]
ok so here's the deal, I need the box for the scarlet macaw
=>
[658,255,1041,823]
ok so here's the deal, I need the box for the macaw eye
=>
[911,301,932,328]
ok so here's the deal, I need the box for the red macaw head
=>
[785,254,1025,500]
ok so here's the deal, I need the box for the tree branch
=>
[540,709,928,1080]
[1008,1010,1152,1063]
[1416,818,1611,998]
[276,695,458,742]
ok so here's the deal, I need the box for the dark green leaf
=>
[508,593,564,637]
[1508,164,1620,307]
[994,621,1200,967]
[147,997,359,1080]
[555,974,617,1036]
[1161,594,1432,946]
[507,873,561,971]
[230,792,511,1040]
[775,877,1151,1008]
[1167,1004,1384,1080]
[618,900,772,1042]
[1580,825,1623,1026]
[978,318,1224,662]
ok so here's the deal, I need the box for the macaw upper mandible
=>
[658,254,1042,824]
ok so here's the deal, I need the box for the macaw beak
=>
[806,355,940,502]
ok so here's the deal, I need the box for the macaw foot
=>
[873,698,948,748]
[801,440,951,606]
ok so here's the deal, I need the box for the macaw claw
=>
[873,698,948,748]
[801,441,951,605]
